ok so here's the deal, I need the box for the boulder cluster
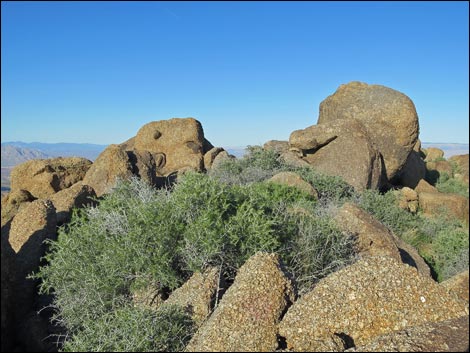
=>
[1,82,468,352]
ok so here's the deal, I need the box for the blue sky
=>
[2,1,469,146]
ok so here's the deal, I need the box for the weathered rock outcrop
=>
[1,189,36,226]
[347,315,469,352]
[424,147,444,162]
[8,200,57,322]
[289,119,384,191]
[50,182,96,225]
[394,187,419,213]
[10,157,92,199]
[1,225,16,352]
[164,267,220,327]
[134,118,205,175]
[441,270,469,302]
[418,191,469,224]
[317,81,419,180]
[268,172,318,198]
[334,203,430,277]
[203,147,225,170]
[186,252,295,352]
[279,256,467,352]
[450,154,469,184]
[263,140,289,154]
[414,179,438,194]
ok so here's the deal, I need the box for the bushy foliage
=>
[62,305,194,352]
[36,172,356,350]
[435,172,469,198]
[357,189,469,282]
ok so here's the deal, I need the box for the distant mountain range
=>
[1,142,108,163]
[1,145,52,167]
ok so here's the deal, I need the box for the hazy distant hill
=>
[2,142,107,161]
[422,142,469,158]
[1,145,52,167]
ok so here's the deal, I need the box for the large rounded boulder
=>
[317,81,419,180]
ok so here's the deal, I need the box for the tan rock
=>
[334,203,401,262]
[289,119,384,191]
[317,81,419,180]
[426,160,453,183]
[203,147,225,170]
[10,157,92,199]
[164,267,220,327]
[263,140,289,154]
[82,145,157,197]
[186,252,295,352]
[424,147,445,162]
[1,225,16,352]
[211,150,234,170]
[347,316,469,352]
[8,200,57,321]
[394,187,419,213]
[1,189,36,226]
[450,154,469,184]
[268,172,318,198]
[280,150,311,168]
[414,179,438,194]
[50,182,96,225]
[418,191,469,224]
[334,203,430,277]
[134,118,205,175]
[441,270,469,302]
[279,256,468,352]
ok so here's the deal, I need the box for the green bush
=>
[36,172,356,350]
[356,188,469,282]
[435,173,469,198]
[62,305,194,352]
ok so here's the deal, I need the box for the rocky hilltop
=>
[1,82,468,352]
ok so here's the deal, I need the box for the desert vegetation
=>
[32,146,468,351]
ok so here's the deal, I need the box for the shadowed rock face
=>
[441,270,469,303]
[317,81,419,180]
[289,118,385,191]
[186,252,295,352]
[279,256,468,352]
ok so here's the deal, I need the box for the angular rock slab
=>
[186,252,295,352]
[289,118,384,191]
[279,256,468,352]
[318,81,419,180]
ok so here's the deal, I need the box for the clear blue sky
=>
[2,1,469,146]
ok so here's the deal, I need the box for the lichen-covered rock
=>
[10,157,92,199]
[186,252,295,352]
[424,147,445,162]
[279,256,467,352]
[164,267,220,327]
[441,270,469,302]
[346,315,469,352]
[210,150,234,170]
[289,119,384,191]
[1,189,36,226]
[50,182,96,225]
[203,147,225,170]
[268,172,318,198]
[263,140,289,154]
[280,150,311,168]
[418,191,469,224]
[134,118,205,175]
[317,81,419,180]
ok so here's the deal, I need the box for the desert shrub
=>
[36,172,357,349]
[356,188,469,282]
[435,172,469,198]
[210,145,356,204]
[62,305,194,352]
